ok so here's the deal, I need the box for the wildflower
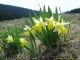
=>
[48,23,54,30]
[39,19,44,27]
[20,38,27,47]
[54,23,67,34]
[45,16,54,23]
[58,24,67,34]
[30,29,36,36]
[34,24,42,32]
[0,47,2,52]
[47,19,54,24]
[34,17,44,27]
[6,35,13,43]
[24,31,30,36]
[54,26,61,35]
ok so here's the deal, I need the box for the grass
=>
[0,13,80,60]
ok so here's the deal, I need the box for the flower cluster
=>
[6,35,27,47]
[24,14,69,49]
[24,16,69,35]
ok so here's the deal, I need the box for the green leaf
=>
[29,13,35,26]
[32,10,39,19]
[24,17,32,27]
[39,6,45,19]
[54,7,58,21]
[43,5,47,18]
[59,7,62,23]
[24,45,33,53]
[63,33,68,41]
[48,6,52,18]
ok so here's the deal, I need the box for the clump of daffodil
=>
[1,27,25,57]
[20,38,28,47]
[24,6,70,50]
[6,35,13,43]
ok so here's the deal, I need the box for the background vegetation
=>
[0,4,39,21]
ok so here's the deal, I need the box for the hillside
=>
[0,4,39,21]
[65,8,80,13]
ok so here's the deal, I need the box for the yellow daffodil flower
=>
[58,24,67,34]
[34,24,42,32]
[0,47,2,52]
[54,23,67,34]
[29,28,36,36]
[33,17,44,28]
[39,19,44,27]
[54,26,61,35]
[61,27,67,34]
[30,29,36,36]
[24,31,30,36]
[20,38,27,47]
[48,23,54,30]
[45,16,54,23]
[6,35,13,43]
[47,19,54,24]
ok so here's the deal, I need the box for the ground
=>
[0,13,80,60]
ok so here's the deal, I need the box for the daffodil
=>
[48,23,54,30]
[0,47,2,52]
[45,17,55,30]
[30,29,36,36]
[58,24,67,34]
[45,16,54,23]
[6,35,13,43]
[34,24,42,32]
[20,38,27,47]
[39,19,44,27]
[24,31,30,36]
[33,17,44,28]
[46,18,54,24]
[54,23,68,34]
